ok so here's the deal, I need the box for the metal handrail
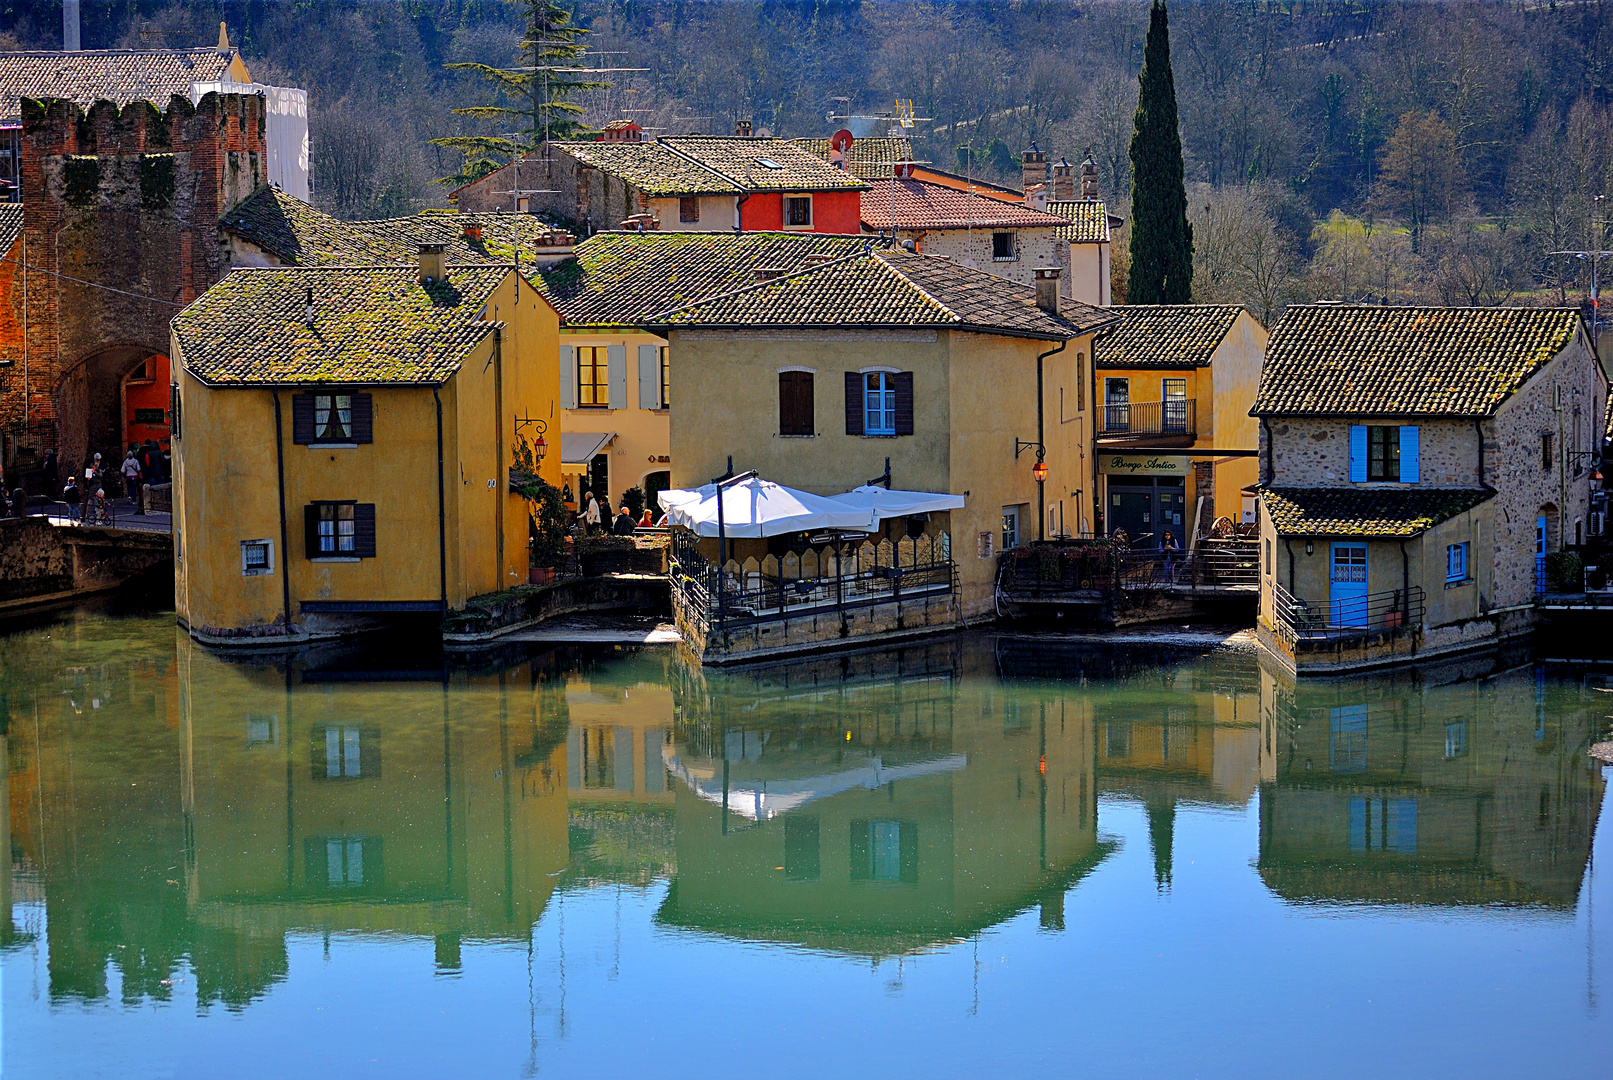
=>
[1099,399,1196,438]
[1270,580,1425,641]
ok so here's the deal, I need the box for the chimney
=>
[1034,267,1061,313]
[62,0,80,51]
[528,229,576,271]
[303,285,315,329]
[1081,155,1100,201]
[1051,158,1075,201]
[755,266,786,282]
[735,118,753,137]
[418,242,446,284]
[461,218,483,243]
[1021,143,1047,196]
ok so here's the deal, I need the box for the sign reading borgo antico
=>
[1102,454,1189,476]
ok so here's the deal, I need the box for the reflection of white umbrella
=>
[662,751,970,821]
[660,476,877,538]
[834,486,965,524]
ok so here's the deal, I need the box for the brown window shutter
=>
[350,394,373,443]
[844,372,864,436]
[169,383,182,439]
[354,504,377,557]
[779,372,814,435]
[304,504,320,558]
[291,394,316,444]
[893,371,914,435]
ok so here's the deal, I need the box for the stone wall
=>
[0,93,267,470]
[1266,417,1482,487]
[455,151,646,234]
[909,226,1063,291]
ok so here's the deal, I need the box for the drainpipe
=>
[1260,417,1274,485]
[1284,538,1295,595]
[433,387,448,613]
[493,328,505,585]
[1089,323,1117,536]
[1034,337,1068,542]
[1473,418,1486,487]
[1399,539,1410,627]
[271,390,291,634]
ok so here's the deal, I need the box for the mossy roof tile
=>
[1259,486,1493,538]
[1101,305,1245,369]
[173,265,507,386]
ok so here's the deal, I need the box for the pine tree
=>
[1127,0,1194,304]
[432,0,608,188]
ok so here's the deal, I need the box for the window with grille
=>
[314,394,352,441]
[240,539,273,576]
[1542,431,1555,471]
[785,196,812,227]
[1368,426,1400,481]
[577,346,609,407]
[992,231,1016,261]
[864,371,896,435]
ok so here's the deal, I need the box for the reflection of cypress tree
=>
[1146,798,1175,891]
[1127,0,1194,304]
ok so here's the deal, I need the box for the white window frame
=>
[241,538,274,577]
[783,194,814,230]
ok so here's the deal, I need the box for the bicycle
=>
[83,493,114,527]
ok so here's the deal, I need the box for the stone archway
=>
[54,344,166,475]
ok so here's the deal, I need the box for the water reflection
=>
[1,616,1607,1026]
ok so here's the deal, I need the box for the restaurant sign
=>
[1102,454,1189,476]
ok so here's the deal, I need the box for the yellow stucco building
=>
[1092,305,1266,546]
[652,248,1117,626]
[535,230,871,514]
[171,252,562,643]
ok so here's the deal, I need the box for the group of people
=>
[575,490,659,536]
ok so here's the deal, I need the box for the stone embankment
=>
[0,516,173,615]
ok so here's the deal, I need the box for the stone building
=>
[1252,305,1606,672]
[451,129,867,236]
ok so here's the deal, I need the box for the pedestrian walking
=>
[584,490,601,535]
[121,450,144,514]
[61,474,81,522]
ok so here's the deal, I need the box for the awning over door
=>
[561,432,614,465]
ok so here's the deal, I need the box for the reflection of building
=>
[656,643,1112,954]
[1257,661,1604,907]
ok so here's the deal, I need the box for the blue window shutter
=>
[637,345,658,410]
[607,345,627,409]
[1399,425,1419,482]
[560,345,576,409]
[1349,426,1367,482]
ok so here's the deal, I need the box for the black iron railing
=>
[1269,581,1425,649]
[1099,399,1196,438]
[670,530,956,633]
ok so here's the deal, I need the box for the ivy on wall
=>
[62,156,99,207]
[140,154,175,212]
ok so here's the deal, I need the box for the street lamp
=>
[1031,458,1048,483]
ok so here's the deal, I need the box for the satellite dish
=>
[830,128,854,152]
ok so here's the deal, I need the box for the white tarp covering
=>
[835,485,966,523]
[660,476,878,538]
[193,81,309,201]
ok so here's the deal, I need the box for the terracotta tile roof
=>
[0,48,240,121]
[1259,486,1492,538]
[661,136,869,193]
[1046,199,1112,243]
[535,230,870,328]
[552,140,739,196]
[650,248,1117,340]
[793,136,913,180]
[1099,305,1244,369]
[860,177,1071,231]
[173,265,509,387]
[0,203,21,253]
[1253,304,1585,417]
[220,187,558,267]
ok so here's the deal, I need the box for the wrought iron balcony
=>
[1098,399,1196,440]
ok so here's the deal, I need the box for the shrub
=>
[1545,550,1583,592]
[621,485,646,519]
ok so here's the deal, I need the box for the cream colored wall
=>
[645,196,739,232]
[1208,312,1266,522]
[666,326,1095,618]
[562,329,671,506]
[1066,242,1109,307]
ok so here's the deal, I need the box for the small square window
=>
[785,196,812,227]
[241,539,274,576]
[992,232,1016,261]
[679,196,700,223]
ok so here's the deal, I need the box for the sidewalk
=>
[32,497,171,534]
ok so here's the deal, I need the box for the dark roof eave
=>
[1250,407,1493,420]
[184,374,453,390]
[643,317,1118,341]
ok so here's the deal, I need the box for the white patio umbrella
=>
[834,485,966,523]
[660,475,877,538]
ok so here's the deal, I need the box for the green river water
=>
[1,607,1609,1078]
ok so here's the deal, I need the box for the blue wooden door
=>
[1330,543,1369,626]
[1536,515,1548,594]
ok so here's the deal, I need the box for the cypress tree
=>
[1128,0,1194,304]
